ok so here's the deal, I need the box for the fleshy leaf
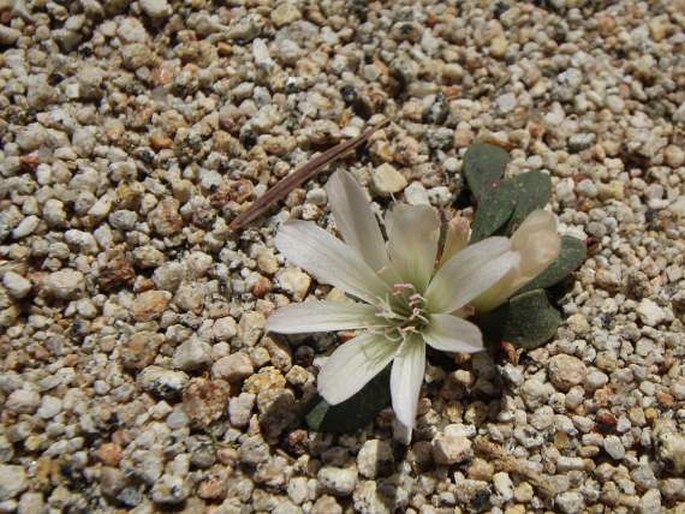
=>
[463,143,511,200]
[519,235,586,293]
[305,365,391,433]
[505,170,552,232]
[478,289,561,349]
[470,179,517,242]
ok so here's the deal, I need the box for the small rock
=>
[120,331,163,371]
[137,366,189,399]
[182,378,231,426]
[357,439,394,479]
[148,198,183,236]
[636,299,666,327]
[239,436,270,466]
[372,163,408,195]
[212,352,254,382]
[36,396,62,419]
[132,290,171,321]
[276,267,311,301]
[271,3,302,27]
[243,367,286,394]
[2,272,31,299]
[0,465,27,501]
[151,474,190,504]
[0,25,21,46]
[311,495,342,514]
[172,337,212,371]
[655,423,685,474]
[547,354,587,392]
[43,269,85,300]
[556,491,585,514]
[604,435,626,460]
[5,390,40,414]
[11,215,40,239]
[493,472,514,501]
[229,392,256,428]
[432,435,473,465]
[317,467,357,496]
[140,0,172,18]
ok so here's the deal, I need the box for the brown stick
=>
[228,120,389,232]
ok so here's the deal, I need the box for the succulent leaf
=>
[470,179,517,242]
[519,235,586,293]
[478,289,561,349]
[305,365,391,433]
[463,143,511,200]
[506,170,552,232]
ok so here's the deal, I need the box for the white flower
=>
[266,170,524,441]
[472,209,561,312]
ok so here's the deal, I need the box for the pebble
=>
[636,299,666,327]
[276,267,311,301]
[5,390,41,414]
[371,163,408,195]
[137,366,189,399]
[357,439,394,479]
[547,354,588,392]
[556,491,585,514]
[432,435,473,465]
[42,269,85,300]
[317,467,357,496]
[212,352,254,382]
[132,290,172,321]
[229,392,256,428]
[604,435,626,460]
[172,337,212,371]
[2,272,31,299]
[0,465,27,501]
[140,0,171,18]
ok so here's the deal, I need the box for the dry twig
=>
[228,120,389,232]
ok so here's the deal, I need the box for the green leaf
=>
[519,235,586,293]
[463,143,511,200]
[505,170,552,232]
[479,289,561,349]
[470,179,517,242]
[305,366,391,433]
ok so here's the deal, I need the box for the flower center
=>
[374,283,429,342]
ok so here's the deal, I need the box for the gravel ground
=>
[1,1,684,513]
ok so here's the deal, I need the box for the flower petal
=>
[275,220,388,303]
[473,210,561,312]
[326,170,389,273]
[423,314,484,353]
[318,332,398,405]
[386,205,440,291]
[438,215,470,267]
[390,335,426,431]
[426,237,519,313]
[266,300,379,334]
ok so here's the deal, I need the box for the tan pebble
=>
[97,443,123,466]
[132,290,171,321]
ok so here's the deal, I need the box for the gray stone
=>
[432,435,473,465]
[636,299,666,327]
[229,392,256,428]
[0,465,27,501]
[604,435,626,460]
[11,215,39,239]
[372,163,407,195]
[548,354,587,391]
[556,491,585,514]
[212,352,254,382]
[140,0,171,18]
[357,439,394,479]
[2,272,31,299]
[43,269,85,300]
[317,467,357,496]
[172,337,212,371]
[137,366,189,399]
[5,389,40,414]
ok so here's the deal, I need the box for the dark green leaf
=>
[305,366,391,433]
[463,143,511,200]
[519,235,586,293]
[478,289,561,349]
[505,170,552,232]
[470,179,517,242]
